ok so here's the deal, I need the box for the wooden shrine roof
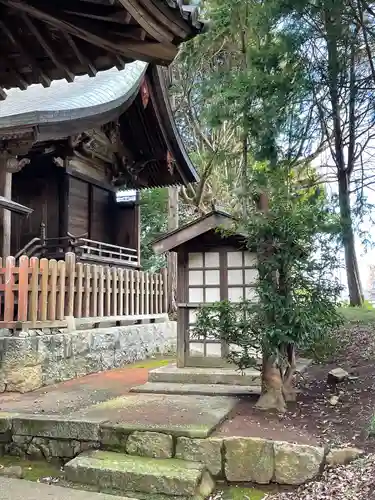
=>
[0,0,203,98]
[0,62,199,189]
[152,210,247,254]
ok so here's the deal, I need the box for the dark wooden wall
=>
[11,158,61,254]
[11,158,140,257]
[115,202,140,254]
[67,176,113,243]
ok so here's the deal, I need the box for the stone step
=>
[65,450,215,499]
[148,365,260,386]
[131,382,261,397]
[148,358,312,387]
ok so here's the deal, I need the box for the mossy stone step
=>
[65,450,215,498]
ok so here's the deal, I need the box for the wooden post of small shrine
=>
[0,156,30,258]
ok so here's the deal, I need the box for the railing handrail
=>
[77,237,137,254]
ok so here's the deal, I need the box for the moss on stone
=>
[223,486,267,500]
[0,455,63,482]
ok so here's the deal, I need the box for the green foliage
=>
[140,188,168,272]
[194,165,344,369]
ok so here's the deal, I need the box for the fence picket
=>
[57,260,66,320]
[4,256,15,322]
[125,269,130,315]
[112,267,118,317]
[48,259,58,321]
[129,269,134,316]
[83,265,91,317]
[105,267,111,316]
[29,257,39,325]
[118,269,124,316]
[17,255,29,321]
[75,263,84,318]
[91,265,98,317]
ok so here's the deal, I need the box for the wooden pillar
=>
[167,186,179,312]
[0,156,30,258]
[2,169,12,258]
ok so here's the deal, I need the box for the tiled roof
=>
[0,61,147,129]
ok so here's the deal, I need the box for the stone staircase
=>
[65,450,215,499]
[131,359,312,396]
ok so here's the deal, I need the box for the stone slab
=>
[12,416,102,441]
[131,382,261,396]
[148,365,260,386]
[0,477,132,500]
[65,450,215,497]
[126,431,173,458]
[78,394,237,438]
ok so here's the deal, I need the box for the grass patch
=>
[222,486,268,500]
[340,307,375,325]
[0,456,62,482]
[128,357,174,370]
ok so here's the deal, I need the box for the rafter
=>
[62,32,97,77]
[0,19,51,87]
[116,0,174,43]
[1,0,175,63]
[21,14,75,83]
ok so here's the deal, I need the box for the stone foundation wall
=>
[0,414,363,486]
[0,321,176,393]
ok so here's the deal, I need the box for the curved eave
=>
[148,65,199,185]
[0,61,148,142]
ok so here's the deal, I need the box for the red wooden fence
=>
[0,253,168,328]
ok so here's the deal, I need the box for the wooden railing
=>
[76,238,139,267]
[0,253,167,329]
[14,230,139,268]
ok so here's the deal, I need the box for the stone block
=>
[2,364,43,393]
[126,431,173,458]
[175,437,223,476]
[12,417,101,441]
[71,331,91,356]
[224,437,274,484]
[327,367,349,383]
[100,426,129,450]
[274,441,324,485]
[0,413,12,433]
[326,447,364,466]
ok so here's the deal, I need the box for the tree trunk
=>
[256,355,286,412]
[167,186,179,313]
[338,172,363,306]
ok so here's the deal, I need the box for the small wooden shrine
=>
[153,210,259,368]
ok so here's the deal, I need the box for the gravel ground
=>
[266,454,375,499]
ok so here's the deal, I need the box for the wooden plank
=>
[75,263,84,318]
[139,271,145,315]
[17,255,29,322]
[129,269,135,316]
[118,268,124,316]
[98,265,105,317]
[145,272,150,315]
[57,260,66,320]
[29,257,39,325]
[48,259,58,321]
[134,270,140,315]
[39,259,49,322]
[112,267,118,317]
[105,266,111,316]
[4,256,15,322]
[161,267,168,313]
[83,264,91,317]
[91,264,98,317]
[65,252,76,317]
[124,269,130,315]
